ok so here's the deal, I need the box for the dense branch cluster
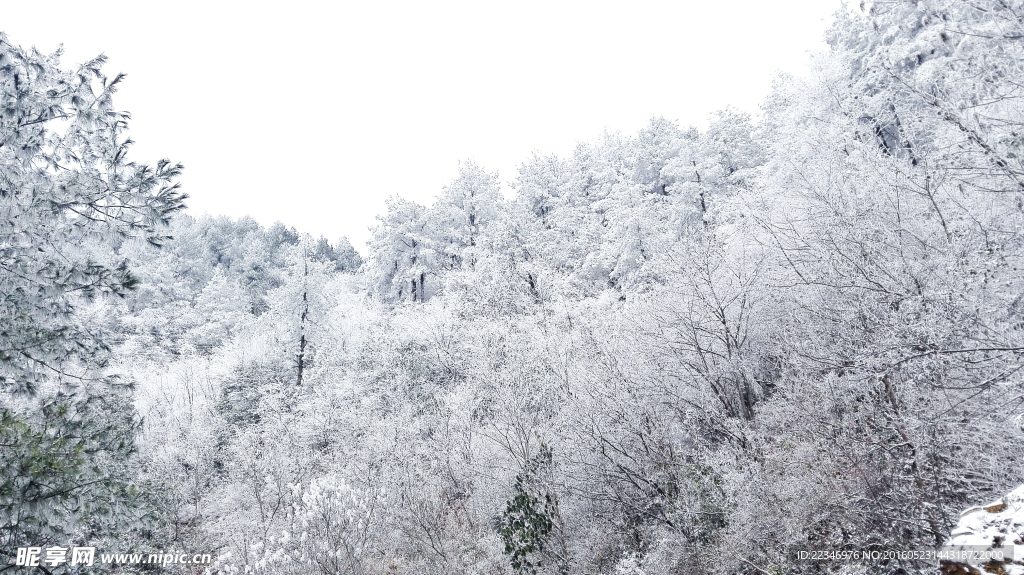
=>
[4,2,1024,574]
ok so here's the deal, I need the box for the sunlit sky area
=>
[4,0,843,253]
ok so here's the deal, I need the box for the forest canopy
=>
[3,2,1024,574]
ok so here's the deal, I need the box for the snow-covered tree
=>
[0,33,184,555]
[366,196,430,302]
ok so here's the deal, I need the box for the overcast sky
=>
[4,1,842,253]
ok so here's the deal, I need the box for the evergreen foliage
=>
[9,3,1024,573]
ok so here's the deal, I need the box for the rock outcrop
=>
[941,485,1024,575]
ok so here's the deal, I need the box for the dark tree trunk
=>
[297,260,308,386]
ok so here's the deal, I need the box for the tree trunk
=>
[297,260,308,386]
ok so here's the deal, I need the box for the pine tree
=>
[0,33,185,554]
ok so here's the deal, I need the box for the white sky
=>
[4,0,843,254]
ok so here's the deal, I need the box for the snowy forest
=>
[5,2,1024,574]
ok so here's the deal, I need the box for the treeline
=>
[4,2,1024,574]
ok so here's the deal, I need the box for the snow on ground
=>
[943,484,1024,575]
